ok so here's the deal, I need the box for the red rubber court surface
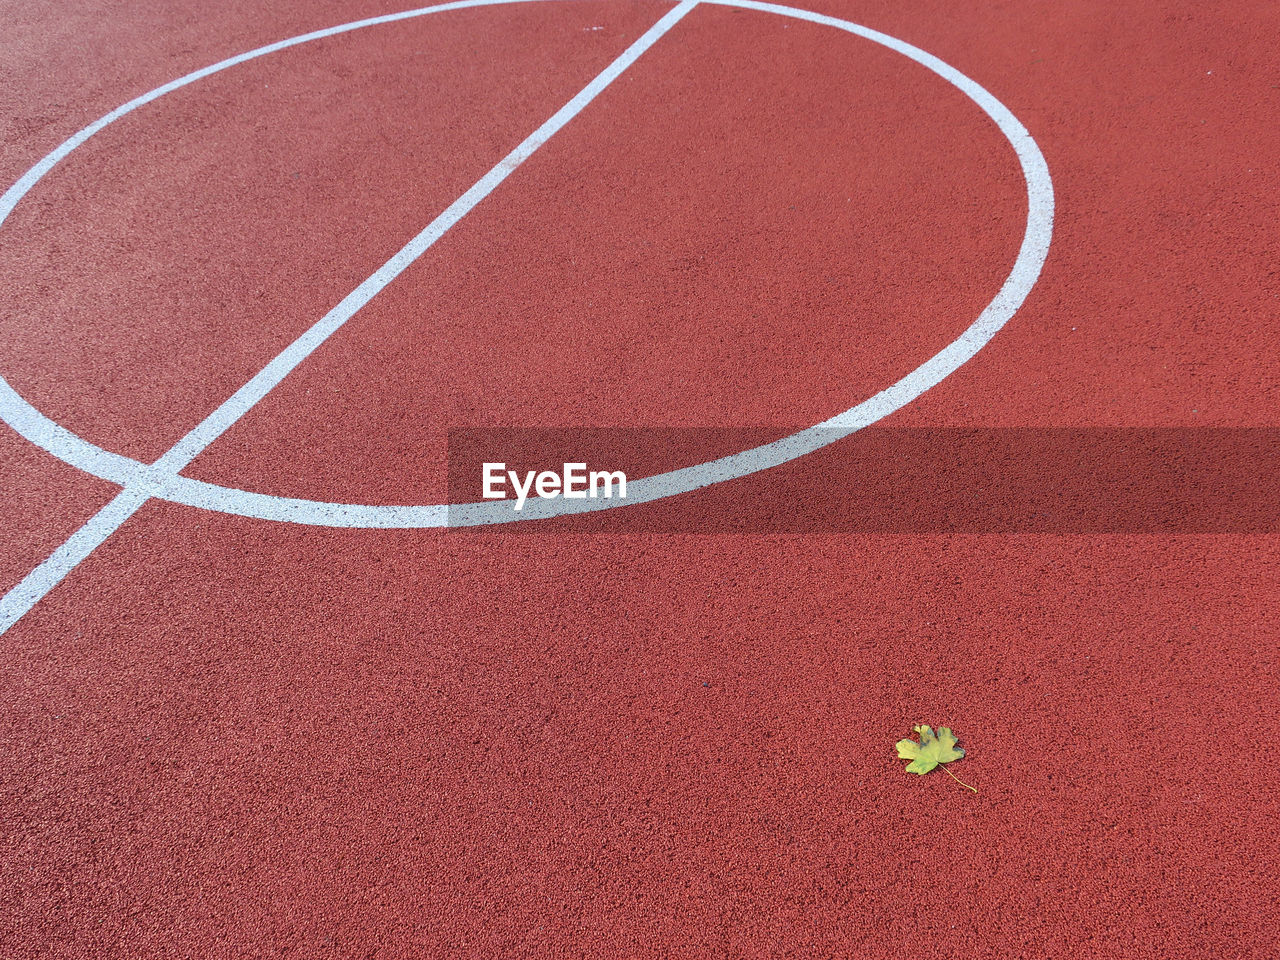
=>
[1,0,1277,956]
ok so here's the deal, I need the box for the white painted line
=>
[0,488,150,634]
[0,0,700,633]
[0,0,1051,529]
[153,0,701,476]
[0,0,561,494]
[0,0,1054,624]
[0,0,545,229]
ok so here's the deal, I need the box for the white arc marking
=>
[0,0,1054,631]
[0,0,700,634]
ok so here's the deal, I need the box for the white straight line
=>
[156,0,700,473]
[160,0,701,476]
[0,0,700,634]
[0,0,548,232]
[0,488,150,634]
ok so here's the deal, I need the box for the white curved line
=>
[0,0,1053,631]
[0,0,1053,527]
[0,0,588,492]
[0,0,698,630]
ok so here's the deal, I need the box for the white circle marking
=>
[0,0,1053,527]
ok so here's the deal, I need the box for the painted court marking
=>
[0,0,1053,632]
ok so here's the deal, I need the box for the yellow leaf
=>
[895,725,975,792]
